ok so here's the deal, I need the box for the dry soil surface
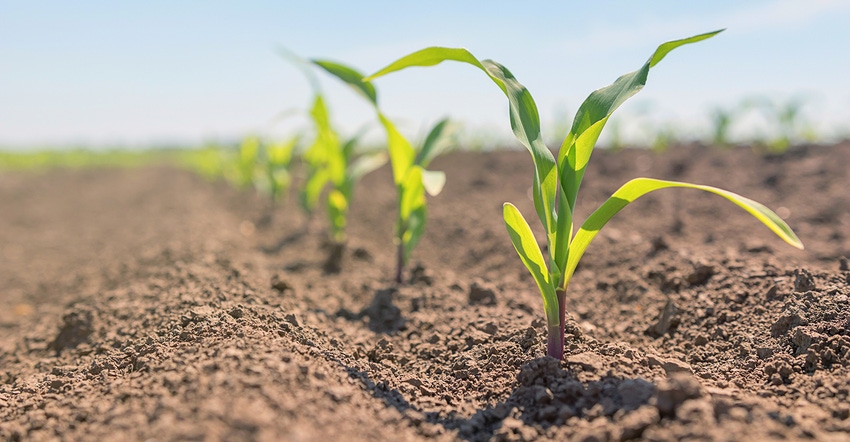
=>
[1,143,849,441]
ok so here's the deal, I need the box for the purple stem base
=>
[546,289,567,360]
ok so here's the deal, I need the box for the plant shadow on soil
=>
[335,353,669,441]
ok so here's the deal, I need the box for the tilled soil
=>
[1,143,849,441]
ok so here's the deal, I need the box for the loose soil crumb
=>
[1,143,849,441]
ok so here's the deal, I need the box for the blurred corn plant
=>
[744,96,817,153]
[282,50,387,274]
[233,136,261,189]
[650,122,679,153]
[311,59,451,283]
[262,137,298,204]
[709,106,736,148]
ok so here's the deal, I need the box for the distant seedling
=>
[367,30,803,359]
[310,60,449,283]
[282,53,387,257]
[235,136,261,190]
[263,137,298,204]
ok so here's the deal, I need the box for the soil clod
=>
[653,373,704,418]
[793,268,816,292]
[49,308,95,354]
[646,300,680,338]
[469,280,498,306]
[270,274,292,293]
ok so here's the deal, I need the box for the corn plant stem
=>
[395,242,404,284]
[547,288,567,360]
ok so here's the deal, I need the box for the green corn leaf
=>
[416,118,450,167]
[552,183,572,282]
[270,169,291,202]
[399,166,428,262]
[378,113,416,186]
[368,47,558,257]
[399,166,425,221]
[503,203,559,327]
[327,189,348,241]
[309,95,333,135]
[341,123,374,160]
[563,177,804,287]
[403,205,427,263]
[311,60,377,105]
[300,167,331,214]
[237,136,260,188]
[266,138,297,167]
[559,29,724,212]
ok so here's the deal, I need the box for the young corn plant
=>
[309,60,448,284]
[762,97,816,152]
[233,136,261,190]
[284,52,388,249]
[367,30,804,359]
[299,93,387,247]
[709,106,736,148]
[298,95,334,218]
[263,137,298,204]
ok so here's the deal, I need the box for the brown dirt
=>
[1,143,849,441]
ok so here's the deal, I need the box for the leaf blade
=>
[368,47,558,260]
[559,29,724,212]
[416,118,450,167]
[311,60,377,105]
[503,203,560,326]
[564,178,804,287]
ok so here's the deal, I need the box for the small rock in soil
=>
[517,357,563,387]
[351,247,372,262]
[793,268,816,292]
[408,263,433,286]
[49,308,95,354]
[649,236,669,255]
[647,355,692,375]
[617,379,656,410]
[791,328,823,355]
[765,285,783,301]
[566,352,602,373]
[270,275,292,293]
[839,256,848,271]
[771,312,803,337]
[617,405,660,440]
[686,264,716,286]
[653,373,704,417]
[646,300,679,338]
[228,307,244,319]
[468,280,497,306]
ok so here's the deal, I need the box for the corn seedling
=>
[764,97,816,152]
[283,53,387,248]
[367,30,804,359]
[709,106,735,148]
[309,60,448,284]
[261,137,298,204]
[235,136,261,189]
[650,122,678,153]
[300,94,387,245]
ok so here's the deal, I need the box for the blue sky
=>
[1,0,849,149]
